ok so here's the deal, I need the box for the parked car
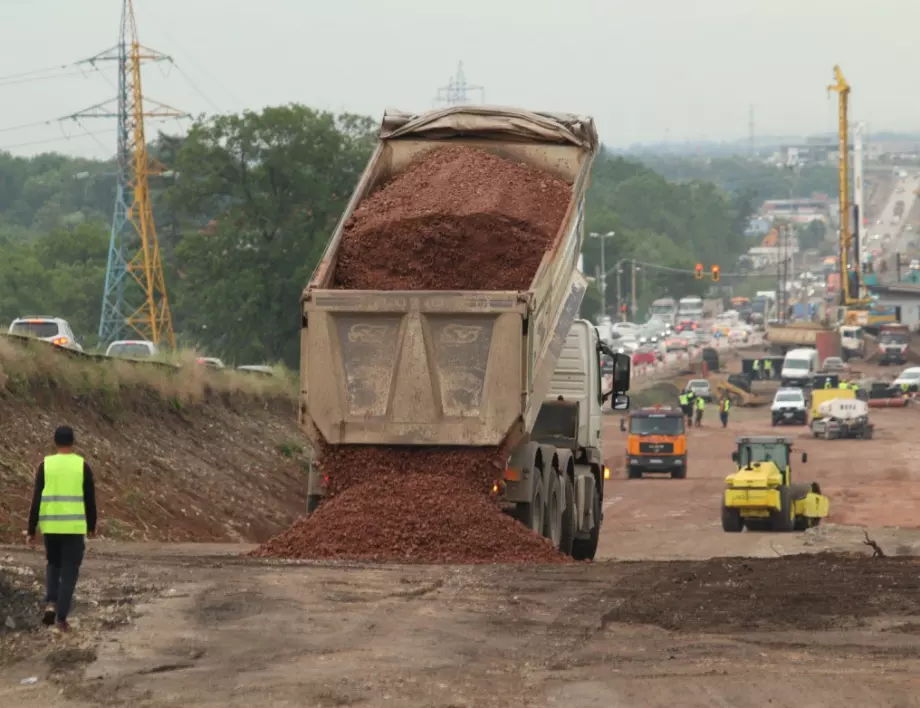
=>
[821,356,846,372]
[632,348,657,366]
[684,379,713,402]
[236,365,275,376]
[771,388,808,426]
[106,340,158,358]
[196,357,225,369]
[8,316,83,352]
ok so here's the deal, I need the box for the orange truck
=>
[619,405,688,479]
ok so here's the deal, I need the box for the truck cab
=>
[619,405,688,479]
[877,323,910,365]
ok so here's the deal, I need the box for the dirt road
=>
[5,350,920,706]
[3,539,920,708]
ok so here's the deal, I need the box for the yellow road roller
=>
[721,435,829,532]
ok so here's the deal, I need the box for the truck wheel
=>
[542,472,563,549]
[306,494,323,516]
[627,466,642,480]
[571,483,601,561]
[558,476,576,556]
[770,486,795,532]
[671,466,686,479]
[515,469,544,535]
[721,504,743,532]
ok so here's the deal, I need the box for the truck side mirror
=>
[613,395,630,411]
[801,452,808,463]
[613,353,631,392]
[619,417,626,431]
[731,451,738,462]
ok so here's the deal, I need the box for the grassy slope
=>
[0,338,312,544]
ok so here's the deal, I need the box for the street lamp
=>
[589,231,615,311]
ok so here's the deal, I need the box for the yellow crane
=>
[827,65,870,311]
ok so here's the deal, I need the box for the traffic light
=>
[695,263,704,280]
[711,264,720,282]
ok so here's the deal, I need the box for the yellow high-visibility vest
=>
[38,454,87,535]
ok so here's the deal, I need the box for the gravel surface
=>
[333,144,572,291]
[252,467,567,564]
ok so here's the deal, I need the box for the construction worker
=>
[839,380,850,390]
[752,359,761,380]
[684,390,696,426]
[824,377,832,389]
[694,394,705,427]
[763,358,773,380]
[679,390,691,421]
[26,427,98,633]
[719,395,731,428]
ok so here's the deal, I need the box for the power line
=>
[0,128,118,151]
[0,63,75,84]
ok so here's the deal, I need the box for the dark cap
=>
[54,426,75,447]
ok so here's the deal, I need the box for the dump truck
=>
[300,106,631,561]
[876,323,911,365]
[721,436,828,532]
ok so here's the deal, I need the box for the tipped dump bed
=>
[301,106,599,447]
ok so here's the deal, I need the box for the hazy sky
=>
[0,0,915,159]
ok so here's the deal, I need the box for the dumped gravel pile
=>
[263,145,574,563]
[333,145,572,290]
[251,467,568,564]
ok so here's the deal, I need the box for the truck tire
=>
[770,486,795,532]
[721,504,743,532]
[627,466,642,480]
[306,494,323,516]
[543,471,563,549]
[571,482,601,561]
[515,469,545,535]
[558,476,576,556]
[671,465,686,479]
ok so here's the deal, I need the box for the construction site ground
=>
[5,353,920,705]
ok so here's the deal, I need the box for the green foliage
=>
[0,222,108,344]
[167,107,376,365]
[581,153,756,316]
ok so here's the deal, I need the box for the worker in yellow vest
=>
[763,358,773,380]
[719,396,731,428]
[26,427,98,632]
[694,395,705,427]
[752,359,761,380]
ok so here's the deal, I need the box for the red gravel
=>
[251,468,568,564]
[315,444,505,498]
[333,145,572,290]
[259,145,575,564]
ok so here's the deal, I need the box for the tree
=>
[581,153,755,317]
[168,106,376,366]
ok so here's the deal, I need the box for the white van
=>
[781,347,818,387]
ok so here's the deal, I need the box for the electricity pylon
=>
[434,61,484,106]
[70,0,187,347]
